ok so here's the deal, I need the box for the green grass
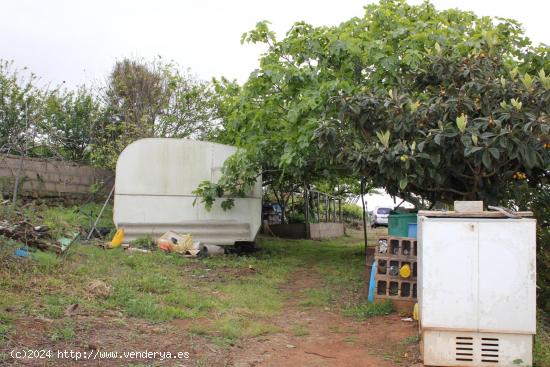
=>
[0,312,15,345]
[383,334,419,364]
[342,300,395,320]
[0,204,387,347]
[49,320,76,342]
[535,312,550,367]
[298,288,332,308]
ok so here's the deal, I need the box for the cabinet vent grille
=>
[480,337,499,363]
[454,336,500,364]
[455,336,473,362]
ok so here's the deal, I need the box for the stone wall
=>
[0,154,113,201]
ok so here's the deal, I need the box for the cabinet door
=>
[478,220,536,333]
[420,219,478,329]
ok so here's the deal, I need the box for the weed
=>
[32,251,60,272]
[535,311,550,367]
[129,236,155,250]
[298,288,332,308]
[49,320,75,341]
[342,300,395,320]
[0,312,14,345]
[292,324,309,336]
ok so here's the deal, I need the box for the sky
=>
[1,0,548,89]
[1,0,548,210]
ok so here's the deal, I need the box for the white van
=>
[371,207,391,227]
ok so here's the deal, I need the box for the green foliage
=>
[342,300,395,320]
[341,204,363,221]
[0,57,217,169]
[129,236,155,250]
[504,181,550,311]
[90,58,219,168]
[0,60,43,155]
[327,49,550,204]
[535,311,550,367]
[200,0,549,209]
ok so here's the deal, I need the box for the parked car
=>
[371,207,391,227]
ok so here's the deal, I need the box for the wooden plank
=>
[418,210,533,218]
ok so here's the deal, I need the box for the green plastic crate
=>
[388,213,417,237]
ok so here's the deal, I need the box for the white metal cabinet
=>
[418,216,536,366]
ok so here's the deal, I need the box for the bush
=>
[341,204,363,221]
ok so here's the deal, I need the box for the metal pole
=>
[361,178,368,254]
[325,195,329,222]
[86,185,115,240]
[317,192,320,223]
[304,185,310,238]
[339,199,342,223]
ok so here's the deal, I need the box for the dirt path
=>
[228,267,421,367]
[1,258,421,366]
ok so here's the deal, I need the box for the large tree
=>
[195,0,549,209]
[91,58,219,168]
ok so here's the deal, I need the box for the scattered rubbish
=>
[377,239,388,253]
[201,244,224,257]
[104,228,124,249]
[401,317,413,322]
[87,280,112,298]
[15,247,31,257]
[157,231,202,257]
[1,219,74,254]
[124,246,151,254]
[399,264,411,278]
[58,232,80,252]
[286,344,296,349]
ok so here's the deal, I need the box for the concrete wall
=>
[268,223,307,239]
[309,222,345,240]
[266,222,345,240]
[0,154,113,201]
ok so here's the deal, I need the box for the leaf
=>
[430,153,440,166]
[482,150,492,169]
[399,177,408,190]
[456,113,467,133]
[510,98,522,111]
[376,130,391,149]
[465,146,483,156]
[471,134,478,146]
[520,73,533,90]
[488,147,500,159]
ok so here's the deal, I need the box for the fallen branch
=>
[304,351,336,359]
